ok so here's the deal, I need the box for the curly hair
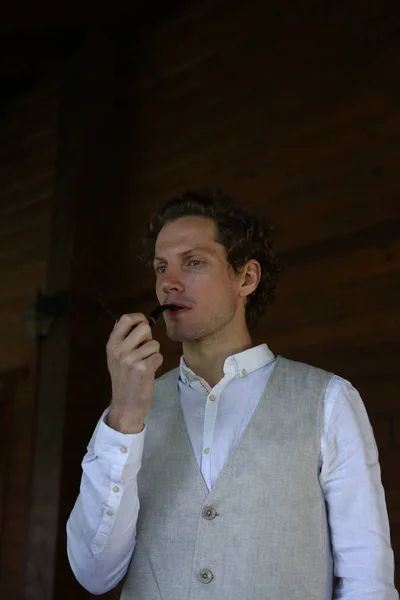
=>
[138,189,281,330]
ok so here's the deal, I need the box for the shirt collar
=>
[179,343,275,389]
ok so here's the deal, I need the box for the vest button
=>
[202,506,217,520]
[198,568,213,583]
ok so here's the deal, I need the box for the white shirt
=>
[67,344,398,598]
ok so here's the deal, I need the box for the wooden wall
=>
[0,80,59,597]
[1,0,399,597]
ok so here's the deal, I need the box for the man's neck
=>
[182,334,253,389]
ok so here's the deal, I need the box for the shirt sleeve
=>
[320,376,399,600]
[66,408,146,595]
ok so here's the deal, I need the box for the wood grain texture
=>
[0,75,58,597]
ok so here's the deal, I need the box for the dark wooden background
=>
[0,0,399,598]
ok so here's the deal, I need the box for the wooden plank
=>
[268,269,400,332]
[0,365,32,600]
[0,80,58,147]
[0,159,55,202]
[0,224,52,271]
[23,56,82,600]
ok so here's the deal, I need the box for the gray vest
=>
[121,355,334,600]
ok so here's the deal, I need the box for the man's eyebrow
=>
[153,246,213,263]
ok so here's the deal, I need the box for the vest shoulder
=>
[278,355,334,380]
[154,367,179,387]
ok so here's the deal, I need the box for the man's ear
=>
[239,260,261,299]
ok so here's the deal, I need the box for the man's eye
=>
[155,260,202,274]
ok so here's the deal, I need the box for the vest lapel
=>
[163,356,282,498]
[161,367,210,497]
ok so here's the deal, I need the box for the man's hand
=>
[106,313,163,433]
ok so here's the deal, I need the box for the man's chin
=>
[165,324,197,343]
[166,330,190,343]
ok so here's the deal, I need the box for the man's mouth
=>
[166,305,191,315]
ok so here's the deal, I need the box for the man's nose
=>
[160,269,185,293]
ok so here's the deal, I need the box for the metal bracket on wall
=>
[22,289,68,342]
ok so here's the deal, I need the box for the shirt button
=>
[120,446,128,454]
[204,447,210,454]
[106,509,114,516]
[113,486,120,493]
[241,368,247,376]
[198,568,213,584]
[209,395,215,401]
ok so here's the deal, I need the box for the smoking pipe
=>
[147,303,180,327]
[124,303,179,340]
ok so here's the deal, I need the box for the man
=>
[67,190,398,599]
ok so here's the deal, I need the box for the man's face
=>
[154,216,245,342]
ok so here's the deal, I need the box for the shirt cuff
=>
[93,408,146,470]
